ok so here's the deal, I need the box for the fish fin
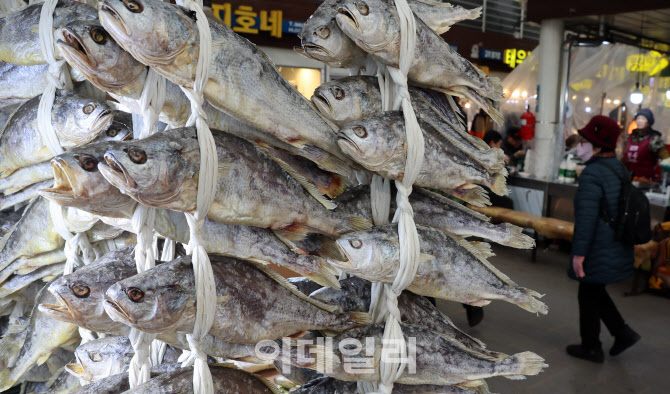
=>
[515,288,548,315]
[288,331,309,339]
[456,379,490,393]
[345,216,373,233]
[0,332,23,370]
[445,95,469,133]
[468,299,491,307]
[488,148,507,173]
[303,145,356,180]
[260,144,352,199]
[258,146,337,210]
[468,241,495,259]
[272,230,309,254]
[36,352,51,366]
[420,253,436,263]
[501,351,548,379]
[444,232,514,285]
[418,188,491,222]
[451,186,491,207]
[252,263,341,312]
[501,223,535,249]
[306,258,341,289]
[490,173,509,196]
[453,86,504,126]
[217,295,233,304]
[350,311,371,327]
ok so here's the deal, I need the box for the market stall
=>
[0,0,549,393]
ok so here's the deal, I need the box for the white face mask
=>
[576,141,594,162]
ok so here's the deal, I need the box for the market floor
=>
[436,244,670,394]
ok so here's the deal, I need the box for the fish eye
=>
[74,154,98,172]
[356,2,370,16]
[70,284,90,298]
[349,239,363,249]
[88,351,103,362]
[125,287,145,303]
[123,0,143,13]
[317,26,330,39]
[127,148,147,164]
[332,87,345,100]
[89,27,107,45]
[353,126,367,138]
[83,104,96,114]
[106,127,119,138]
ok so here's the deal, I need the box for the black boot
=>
[566,344,604,363]
[465,305,484,327]
[610,325,641,356]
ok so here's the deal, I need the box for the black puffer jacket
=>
[568,157,634,284]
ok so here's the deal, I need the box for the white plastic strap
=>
[174,2,217,393]
[360,1,422,393]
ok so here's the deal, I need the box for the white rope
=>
[174,2,217,393]
[127,67,168,387]
[359,1,422,393]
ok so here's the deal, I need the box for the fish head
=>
[299,17,364,67]
[39,247,136,334]
[312,76,381,126]
[330,225,399,275]
[336,111,404,171]
[93,115,133,143]
[99,0,197,83]
[51,90,115,146]
[309,277,371,313]
[98,128,199,212]
[68,336,133,383]
[336,0,395,53]
[104,257,195,334]
[40,141,137,218]
[58,20,147,95]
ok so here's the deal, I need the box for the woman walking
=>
[567,115,641,363]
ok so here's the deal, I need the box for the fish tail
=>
[501,224,535,249]
[498,351,548,380]
[305,258,341,289]
[514,288,548,315]
[490,173,508,196]
[0,369,9,391]
[468,6,483,20]
[349,311,371,327]
[451,186,491,207]
[484,147,507,173]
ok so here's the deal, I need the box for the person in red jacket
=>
[623,108,669,181]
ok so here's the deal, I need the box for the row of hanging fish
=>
[0,0,547,391]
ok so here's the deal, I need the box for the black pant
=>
[578,282,626,348]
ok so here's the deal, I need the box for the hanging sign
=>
[480,49,503,61]
[504,48,530,69]
[212,3,305,38]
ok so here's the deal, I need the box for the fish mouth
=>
[103,300,135,325]
[302,43,332,58]
[100,153,137,190]
[337,6,359,30]
[38,291,78,322]
[325,240,352,267]
[65,354,92,382]
[92,110,115,135]
[311,92,333,116]
[100,2,129,37]
[336,132,363,155]
[59,28,94,68]
[40,159,85,201]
